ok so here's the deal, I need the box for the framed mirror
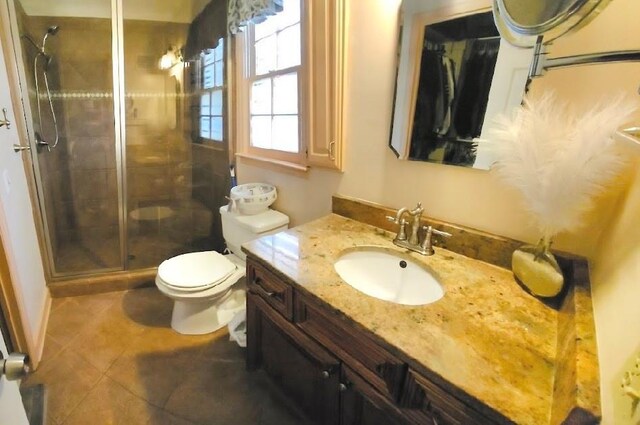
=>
[389,0,534,170]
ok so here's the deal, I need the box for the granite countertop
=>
[242,214,572,425]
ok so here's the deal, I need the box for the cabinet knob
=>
[321,370,331,379]
[338,382,350,392]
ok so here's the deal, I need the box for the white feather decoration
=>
[490,92,637,239]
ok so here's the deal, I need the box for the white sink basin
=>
[334,247,444,306]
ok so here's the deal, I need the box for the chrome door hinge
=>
[0,108,11,130]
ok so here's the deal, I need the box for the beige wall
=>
[591,166,640,424]
[539,2,640,423]
[237,1,640,423]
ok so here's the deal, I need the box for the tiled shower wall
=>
[19,13,121,272]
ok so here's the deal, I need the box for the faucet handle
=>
[420,225,451,254]
[424,226,452,238]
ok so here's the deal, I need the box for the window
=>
[199,38,224,142]
[233,0,346,170]
[249,0,303,159]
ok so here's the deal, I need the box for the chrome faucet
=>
[386,203,451,255]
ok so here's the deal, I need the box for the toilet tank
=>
[219,206,289,260]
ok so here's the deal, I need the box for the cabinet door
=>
[340,366,410,425]
[306,0,346,170]
[247,293,340,425]
[295,294,407,401]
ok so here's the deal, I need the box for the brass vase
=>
[511,236,564,297]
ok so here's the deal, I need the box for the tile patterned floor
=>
[21,288,309,425]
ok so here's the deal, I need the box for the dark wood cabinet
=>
[340,366,409,425]
[295,294,407,402]
[247,292,340,425]
[246,258,498,425]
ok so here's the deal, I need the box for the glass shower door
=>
[10,0,123,275]
[122,0,230,269]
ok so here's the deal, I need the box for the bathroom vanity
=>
[243,196,601,425]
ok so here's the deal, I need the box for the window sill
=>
[235,152,309,172]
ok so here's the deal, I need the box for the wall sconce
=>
[159,46,183,70]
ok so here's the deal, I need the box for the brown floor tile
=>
[105,340,202,408]
[24,288,307,425]
[63,376,160,425]
[46,292,123,346]
[119,287,174,329]
[22,348,103,424]
[126,323,215,356]
[38,335,65,368]
[163,360,309,425]
[146,409,197,425]
[65,305,146,372]
[50,297,69,314]
[196,327,246,363]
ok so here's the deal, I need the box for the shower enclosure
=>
[4,0,231,278]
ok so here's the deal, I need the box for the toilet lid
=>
[158,251,237,291]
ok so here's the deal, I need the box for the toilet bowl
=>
[155,206,289,335]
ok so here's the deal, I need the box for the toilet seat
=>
[156,253,246,301]
[158,251,237,293]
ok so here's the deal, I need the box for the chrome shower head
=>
[42,25,60,51]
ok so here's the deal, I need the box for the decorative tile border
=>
[29,90,198,99]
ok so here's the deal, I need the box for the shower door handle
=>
[0,108,11,130]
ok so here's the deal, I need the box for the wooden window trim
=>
[233,0,346,171]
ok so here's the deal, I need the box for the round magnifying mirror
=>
[493,0,613,47]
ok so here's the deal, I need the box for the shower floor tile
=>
[21,288,310,425]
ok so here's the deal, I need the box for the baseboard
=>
[30,291,51,369]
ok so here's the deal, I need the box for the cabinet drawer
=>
[295,294,407,402]
[247,260,293,320]
[401,369,496,425]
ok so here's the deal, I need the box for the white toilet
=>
[155,206,289,335]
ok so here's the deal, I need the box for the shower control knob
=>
[1,351,30,381]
